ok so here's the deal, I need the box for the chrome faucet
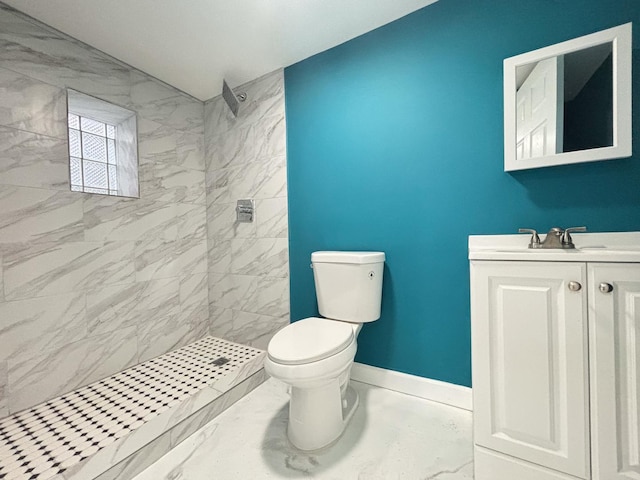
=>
[518,226,587,249]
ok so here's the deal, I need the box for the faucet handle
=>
[562,226,587,246]
[518,228,541,248]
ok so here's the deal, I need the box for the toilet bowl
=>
[265,251,385,451]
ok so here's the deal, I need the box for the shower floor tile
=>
[133,378,474,479]
[0,337,263,480]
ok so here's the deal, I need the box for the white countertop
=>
[469,231,640,262]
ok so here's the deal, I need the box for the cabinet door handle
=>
[568,281,582,292]
[599,282,614,293]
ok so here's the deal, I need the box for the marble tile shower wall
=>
[205,71,289,350]
[0,5,209,418]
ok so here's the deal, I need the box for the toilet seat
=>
[267,317,354,365]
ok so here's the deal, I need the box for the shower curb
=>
[92,368,268,480]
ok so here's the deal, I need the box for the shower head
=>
[222,79,246,117]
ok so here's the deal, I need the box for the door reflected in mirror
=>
[504,23,631,171]
[516,42,613,160]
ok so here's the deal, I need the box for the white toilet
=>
[264,251,385,451]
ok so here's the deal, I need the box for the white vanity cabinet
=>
[469,233,640,480]
[588,263,640,480]
[471,261,590,479]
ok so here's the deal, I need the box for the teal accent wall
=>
[285,0,640,387]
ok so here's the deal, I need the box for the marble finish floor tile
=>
[134,378,474,479]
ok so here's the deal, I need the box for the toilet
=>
[264,251,385,451]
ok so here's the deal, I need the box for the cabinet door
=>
[588,263,640,480]
[471,261,589,478]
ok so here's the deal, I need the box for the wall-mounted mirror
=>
[504,23,632,172]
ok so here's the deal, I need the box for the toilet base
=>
[341,383,359,430]
[287,380,359,451]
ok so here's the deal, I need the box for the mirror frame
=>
[504,23,632,172]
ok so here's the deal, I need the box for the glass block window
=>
[67,89,139,198]
[68,113,119,196]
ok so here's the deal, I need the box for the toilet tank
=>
[311,251,385,323]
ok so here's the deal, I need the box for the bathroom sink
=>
[469,232,640,262]
[492,248,578,253]
[579,245,640,251]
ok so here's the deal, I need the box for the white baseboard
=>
[350,362,473,411]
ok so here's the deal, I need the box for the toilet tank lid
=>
[311,251,385,264]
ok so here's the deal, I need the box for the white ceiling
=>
[4,0,438,100]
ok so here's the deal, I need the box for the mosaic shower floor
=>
[0,337,262,480]
[134,378,474,479]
